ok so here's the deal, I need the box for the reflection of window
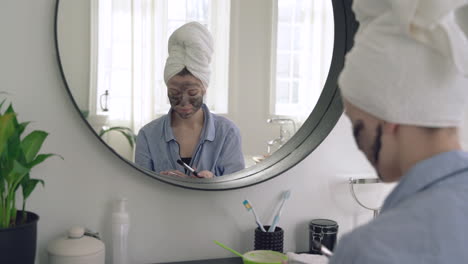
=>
[272,0,334,118]
[90,0,230,131]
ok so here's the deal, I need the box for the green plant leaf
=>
[99,126,137,148]
[14,171,27,194]
[7,127,23,164]
[117,130,136,148]
[22,178,44,201]
[6,160,30,190]
[4,106,30,143]
[4,103,14,114]
[21,130,48,163]
[0,113,15,154]
[0,99,6,113]
[10,206,17,226]
[80,109,89,119]
[19,172,30,190]
[28,153,62,168]
[0,175,4,197]
[99,126,132,136]
[5,104,20,128]
[4,106,27,162]
[18,121,31,136]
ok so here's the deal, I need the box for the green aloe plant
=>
[0,99,61,228]
[99,126,137,149]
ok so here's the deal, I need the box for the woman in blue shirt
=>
[135,22,245,178]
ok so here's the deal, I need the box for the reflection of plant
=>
[80,108,136,149]
[99,126,137,148]
[0,99,62,228]
[80,109,89,119]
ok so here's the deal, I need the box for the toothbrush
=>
[243,200,267,232]
[268,190,291,232]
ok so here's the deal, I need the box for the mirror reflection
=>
[57,0,334,178]
[136,22,245,177]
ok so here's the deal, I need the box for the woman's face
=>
[167,74,205,119]
[344,100,400,182]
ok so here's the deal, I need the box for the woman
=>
[135,22,245,178]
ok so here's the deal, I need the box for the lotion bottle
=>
[112,198,129,264]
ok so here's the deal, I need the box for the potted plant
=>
[0,98,61,263]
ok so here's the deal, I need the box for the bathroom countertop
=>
[156,252,310,263]
[157,257,242,264]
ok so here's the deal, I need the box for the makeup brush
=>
[312,240,333,258]
[176,159,201,178]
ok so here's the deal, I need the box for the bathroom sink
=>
[252,154,270,164]
[243,154,270,168]
[86,114,109,133]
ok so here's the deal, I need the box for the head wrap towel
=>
[164,22,214,88]
[339,0,468,127]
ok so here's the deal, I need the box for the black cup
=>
[309,219,338,255]
[254,225,284,253]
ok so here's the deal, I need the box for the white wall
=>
[56,0,90,112]
[3,1,468,264]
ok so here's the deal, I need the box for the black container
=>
[309,219,338,255]
[254,225,284,253]
[0,211,39,264]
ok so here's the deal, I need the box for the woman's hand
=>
[196,170,214,178]
[160,170,189,178]
[160,169,214,179]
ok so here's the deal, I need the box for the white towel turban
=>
[339,0,468,127]
[164,21,214,89]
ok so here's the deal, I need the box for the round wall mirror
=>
[54,0,356,190]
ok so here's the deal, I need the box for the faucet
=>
[267,118,297,133]
[267,138,282,154]
[266,118,297,154]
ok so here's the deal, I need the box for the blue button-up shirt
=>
[135,104,245,176]
[330,150,468,264]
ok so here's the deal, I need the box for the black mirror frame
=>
[54,0,357,190]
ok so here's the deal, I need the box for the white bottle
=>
[112,198,129,264]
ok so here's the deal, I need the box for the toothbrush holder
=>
[254,225,284,253]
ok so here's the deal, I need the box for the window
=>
[272,0,334,118]
[90,0,230,132]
